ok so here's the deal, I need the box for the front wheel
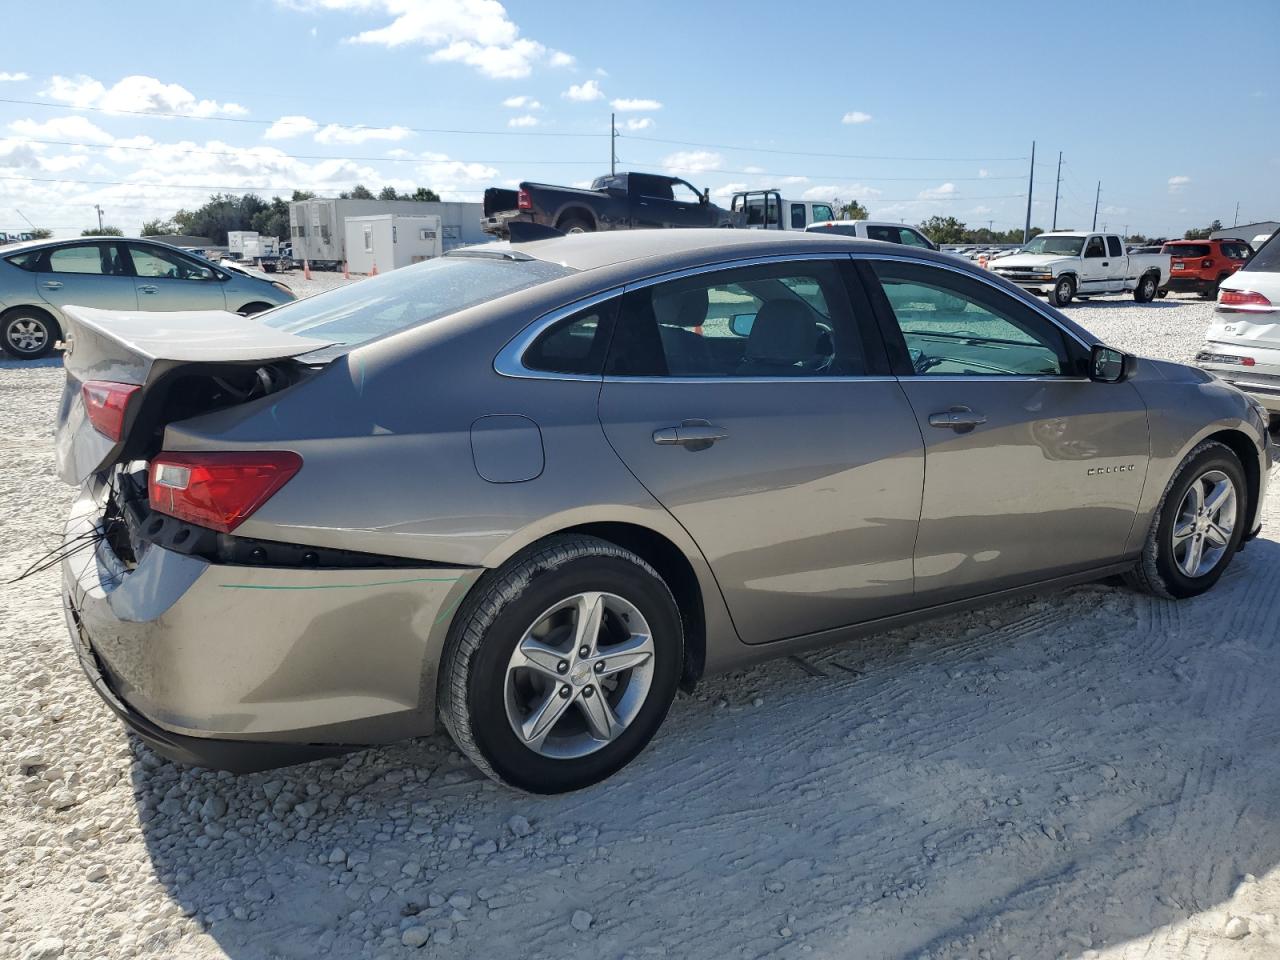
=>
[1134,273,1158,303]
[2,309,59,360]
[1050,276,1075,308]
[1124,441,1247,599]
[439,536,683,793]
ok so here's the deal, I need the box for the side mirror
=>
[701,188,710,205]
[729,313,756,337]
[1089,344,1137,382]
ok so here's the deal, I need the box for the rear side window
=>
[522,300,617,375]
[1243,232,1280,273]
[261,254,574,349]
[4,251,41,271]
[866,225,899,244]
[1220,241,1251,260]
[790,204,806,229]
[1107,236,1123,257]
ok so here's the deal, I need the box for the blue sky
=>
[1,0,1276,238]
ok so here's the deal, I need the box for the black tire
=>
[556,216,595,235]
[236,302,274,316]
[1134,273,1158,303]
[1050,276,1075,308]
[439,535,683,793]
[1,308,59,360]
[1124,440,1247,599]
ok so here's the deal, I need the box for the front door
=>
[124,243,227,311]
[863,259,1150,605]
[35,242,138,314]
[1078,234,1113,293]
[598,258,924,644]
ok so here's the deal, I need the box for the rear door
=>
[862,258,1149,605]
[597,257,924,644]
[124,243,227,311]
[35,242,138,314]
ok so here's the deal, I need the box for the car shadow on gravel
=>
[129,537,1280,960]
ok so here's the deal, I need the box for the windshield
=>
[1163,243,1210,257]
[1019,235,1085,256]
[1243,231,1280,273]
[261,254,573,348]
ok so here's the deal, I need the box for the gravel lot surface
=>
[3,290,1279,960]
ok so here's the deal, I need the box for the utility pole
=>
[1091,181,1101,231]
[1233,201,1240,227]
[1022,140,1035,244]
[1051,151,1062,231]
[610,113,617,176]
[94,204,104,231]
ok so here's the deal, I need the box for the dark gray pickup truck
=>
[482,172,738,237]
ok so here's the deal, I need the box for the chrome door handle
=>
[139,284,158,294]
[928,407,987,430]
[42,280,63,289]
[653,421,728,446]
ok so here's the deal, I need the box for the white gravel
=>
[3,291,1280,960]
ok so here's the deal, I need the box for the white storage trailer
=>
[344,215,443,274]
[289,198,486,268]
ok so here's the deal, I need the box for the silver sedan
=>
[0,237,295,359]
[56,229,1270,792]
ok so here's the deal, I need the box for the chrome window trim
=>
[494,250,1095,383]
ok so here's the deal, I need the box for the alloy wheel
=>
[503,591,655,759]
[1172,468,1237,578]
[5,318,49,355]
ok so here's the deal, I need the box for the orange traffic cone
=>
[303,259,312,280]
[342,260,350,280]
[369,260,379,277]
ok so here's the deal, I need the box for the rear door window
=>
[47,244,118,275]
[790,204,807,229]
[1107,236,1123,257]
[866,225,898,243]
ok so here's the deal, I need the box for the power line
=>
[0,174,485,194]
[621,132,1029,163]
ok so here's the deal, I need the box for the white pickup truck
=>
[991,231,1169,307]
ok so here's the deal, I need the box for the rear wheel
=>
[557,216,595,235]
[1124,441,1247,599]
[2,308,59,360]
[439,535,682,793]
[1134,273,1158,303]
[1050,276,1075,308]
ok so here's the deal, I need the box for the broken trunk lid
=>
[55,305,335,487]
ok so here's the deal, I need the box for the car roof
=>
[0,236,180,256]
[472,228,916,274]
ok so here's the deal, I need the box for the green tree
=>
[81,226,123,236]
[917,215,968,245]
[250,196,293,240]
[172,193,269,245]
[409,186,440,202]
[29,227,53,240]
[374,185,441,201]
[836,199,869,220]
[1184,219,1223,241]
[340,184,375,200]
[291,189,316,202]
[141,218,179,236]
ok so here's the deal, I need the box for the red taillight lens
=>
[1218,289,1274,310]
[82,381,140,441]
[148,451,302,533]
[517,188,531,210]
[1201,258,1214,269]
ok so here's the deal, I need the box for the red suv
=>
[1162,238,1253,298]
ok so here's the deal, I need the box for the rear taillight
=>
[148,451,302,533]
[82,381,140,441]
[1218,289,1275,311]
[1202,259,1214,269]
[517,188,531,210]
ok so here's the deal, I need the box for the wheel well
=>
[1206,429,1261,530]
[236,301,273,316]
[561,521,705,689]
[555,207,595,229]
[1,303,60,334]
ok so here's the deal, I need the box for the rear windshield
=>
[1243,232,1280,273]
[1162,243,1210,257]
[806,223,859,237]
[260,254,573,348]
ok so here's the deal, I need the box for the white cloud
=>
[841,111,872,124]
[663,150,722,175]
[314,123,413,144]
[611,97,662,112]
[800,183,883,201]
[0,72,29,83]
[978,168,990,178]
[623,117,653,131]
[711,182,748,199]
[1168,175,1191,194]
[594,67,609,77]
[9,115,115,144]
[264,115,321,140]
[502,95,541,109]
[563,79,604,102]
[507,114,540,128]
[286,0,571,79]
[918,182,958,199]
[742,165,765,175]
[42,74,247,117]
